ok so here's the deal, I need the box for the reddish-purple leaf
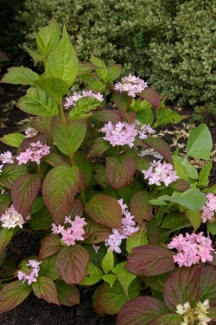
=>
[87,137,110,158]
[149,313,183,325]
[92,108,122,123]
[56,245,89,284]
[44,153,69,167]
[143,137,173,163]
[95,280,140,315]
[164,265,202,312]
[170,179,190,192]
[31,117,52,137]
[55,280,80,306]
[42,165,79,224]
[32,276,60,305]
[201,265,216,306]
[68,199,83,219]
[130,191,154,225]
[38,234,62,259]
[85,194,122,228]
[11,173,41,219]
[84,219,112,244]
[138,88,161,108]
[126,245,175,276]
[94,165,109,188]
[0,281,31,313]
[20,133,47,151]
[106,155,136,189]
[116,296,169,325]
[118,109,136,124]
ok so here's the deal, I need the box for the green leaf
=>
[198,160,212,186]
[11,173,41,219]
[126,245,175,276]
[154,106,189,127]
[80,262,103,285]
[87,78,105,92]
[45,25,78,87]
[52,117,87,155]
[0,133,25,147]
[39,255,60,280]
[43,152,69,167]
[0,281,31,313]
[85,194,122,228]
[126,226,148,254]
[0,164,28,189]
[17,87,58,117]
[0,194,11,214]
[0,228,14,254]
[208,222,216,235]
[30,205,53,230]
[91,55,107,80]
[32,276,59,305]
[186,124,212,159]
[136,108,154,126]
[34,78,69,102]
[142,273,169,293]
[56,245,89,284]
[201,265,216,306]
[113,262,136,295]
[102,249,114,274]
[164,266,202,312]
[102,274,117,287]
[36,19,60,58]
[94,279,140,315]
[106,155,136,189]
[69,97,101,119]
[116,296,169,325]
[93,165,109,189]
[150,314,184,325]
[130,191,154,225]
[112,91,132,111]
[74,151,93,186]
[39,234,62,259]
[158,188,206,212]
[105,64,122,82]
[1,67,39,85]
[26,47,43,64]
[184,210,201,231]
[42,166,79,224]
[55,280,80,306]
[160,211,188,230]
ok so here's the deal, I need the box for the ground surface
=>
[0,83,216,325]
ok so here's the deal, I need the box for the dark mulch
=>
[0,83,216,325]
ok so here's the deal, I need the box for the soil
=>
[0,83,216,325]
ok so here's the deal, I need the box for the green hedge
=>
[17,0,215,105]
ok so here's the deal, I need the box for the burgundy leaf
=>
[138,87,161,108]
[130,191,154,225]
[84,219,112,244]
[32,276,60,305]
[126,245,175,276]
[106,155,136,189]
[164,265,202,312]
[116,296,169,325]
[11,173,41,219]
[38,234,62,259]
[92,108,122,124]
[56,280,80,306]
[201,265,216,306]
[170,179,190,192]
[143,137,173,163]
[87,137,110,158]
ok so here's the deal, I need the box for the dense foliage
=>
[17,0,216,105]
[1,20,216,324]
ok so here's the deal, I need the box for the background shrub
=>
[17,0,215,106]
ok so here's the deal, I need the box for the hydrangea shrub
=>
[1,20,216,324]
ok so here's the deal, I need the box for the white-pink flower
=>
[168,232,214,267]
[0,151,14,164]
[16,141,50,165]
[142,160,179,186]
[114,75,148,97]
[17,259,41,285]
[25,127,38,138]
[64,90,103,109]
[0,204,28,229]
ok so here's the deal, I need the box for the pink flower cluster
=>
[64,90,104,109]
[105,199,139,254]
[142,160,179,186]
[135,120,155,139]
[52,215,87,246]
[16,141,50,165]
[17,259,41,285]
[114,74,148,97]
[100,121,138,148]
[167,232,214,267]
[0,204,28,229]
[201,193,216,223]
